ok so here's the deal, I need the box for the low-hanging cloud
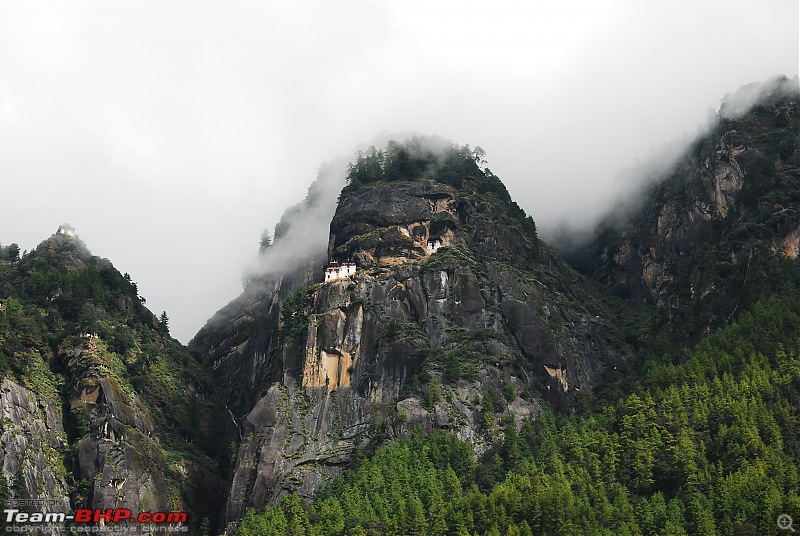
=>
[241,158,348,286]
[544,74,800,252]
[720,74,800,119]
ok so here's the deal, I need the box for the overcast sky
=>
[1,1,797,343]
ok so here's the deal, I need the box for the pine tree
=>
[159,311,169,336]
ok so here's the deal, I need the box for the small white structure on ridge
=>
[427,239,442,254]
[57,223,76,237]
[324,261,356,283]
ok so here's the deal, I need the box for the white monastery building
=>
[58,223,76,237]
[324,262,357,283]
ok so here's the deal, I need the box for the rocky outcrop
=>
[68,368,168,516]
[191,262,323,417]
[329,180,461,271]
[58,333,220,525]
[595,130,750,304]
[781,224,800,259]
[1,379,71,534]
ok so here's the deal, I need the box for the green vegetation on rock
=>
[281,285,310,340]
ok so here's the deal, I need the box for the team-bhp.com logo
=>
[4,506,188,533]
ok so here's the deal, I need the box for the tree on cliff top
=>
[344,136,487,189]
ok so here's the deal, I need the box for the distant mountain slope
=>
[0,232,225,533]
[572,75,799,337]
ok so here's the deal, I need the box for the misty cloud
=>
[720,75,800,119]
[243,157,348,284]
[546,74,800,250]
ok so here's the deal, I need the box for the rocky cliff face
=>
[64,335,170,518]
[579,77,799,331]
[1,379,71,534]
[191,146,628,529]
[595,129,748,303]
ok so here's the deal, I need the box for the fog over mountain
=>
[547,74,800,249]
[0,1,797,342]
[243,133,478,284]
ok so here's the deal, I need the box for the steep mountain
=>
[232,78,800,536]
[0,233,225,533]
[190,138,629,527]
[572,75,800,338]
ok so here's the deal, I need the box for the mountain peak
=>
[331,137,539,276]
